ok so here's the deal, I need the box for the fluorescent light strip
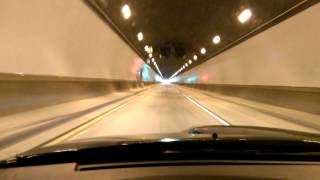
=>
[170,72,178,79]
[153,61,163,77]
[170,68,181,79]
[183,94,230,126]
[170,62,188,79]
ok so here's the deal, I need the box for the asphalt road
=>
[1,84,320,159]
[64,84,318,142]
[66,85,222,141]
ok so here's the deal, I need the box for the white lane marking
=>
[183,94,230,126]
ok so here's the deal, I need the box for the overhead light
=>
[238,9,252,23]
[121,4,131,20]
[193,55,197,61]
[200,48,206,54]
[144,45,149,52]
[151,58,155,62]
[149,53,152,58]
[212,35,221,44]
[185,63,188,67]
[144,45,153,54]
[137,32,143,41]
[188,60,192,64]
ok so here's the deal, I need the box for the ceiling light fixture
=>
[170,69,181,79]
[212,35,221,44]
[188,60,192,64]
[149,53,152,58]
[238,9,252,23]
[121,4,131,20]
[144,45,149,52]
[144,45,153,54]
[193,55,197,61]
[137,32,143,41]
[200,48,206,54]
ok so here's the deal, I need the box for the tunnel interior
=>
[0,0,319,164]
[85,0,317,78]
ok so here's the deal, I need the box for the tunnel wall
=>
[179,3,320,115]
[180,3,320,87]
[0,74,155,116]
[0,0,152,80]
[0,0,156,116]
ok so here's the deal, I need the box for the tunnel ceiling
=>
[85,0,317,79]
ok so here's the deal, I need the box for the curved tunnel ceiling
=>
[85,0,318,79]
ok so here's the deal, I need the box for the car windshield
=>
[0,0,319,160]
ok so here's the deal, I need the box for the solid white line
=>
[183,94,230,126]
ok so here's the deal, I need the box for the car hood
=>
[2,126,320,168]
[21,125,320,156]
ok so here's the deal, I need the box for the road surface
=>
[1,84,320,159]
[60,84,319,143]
